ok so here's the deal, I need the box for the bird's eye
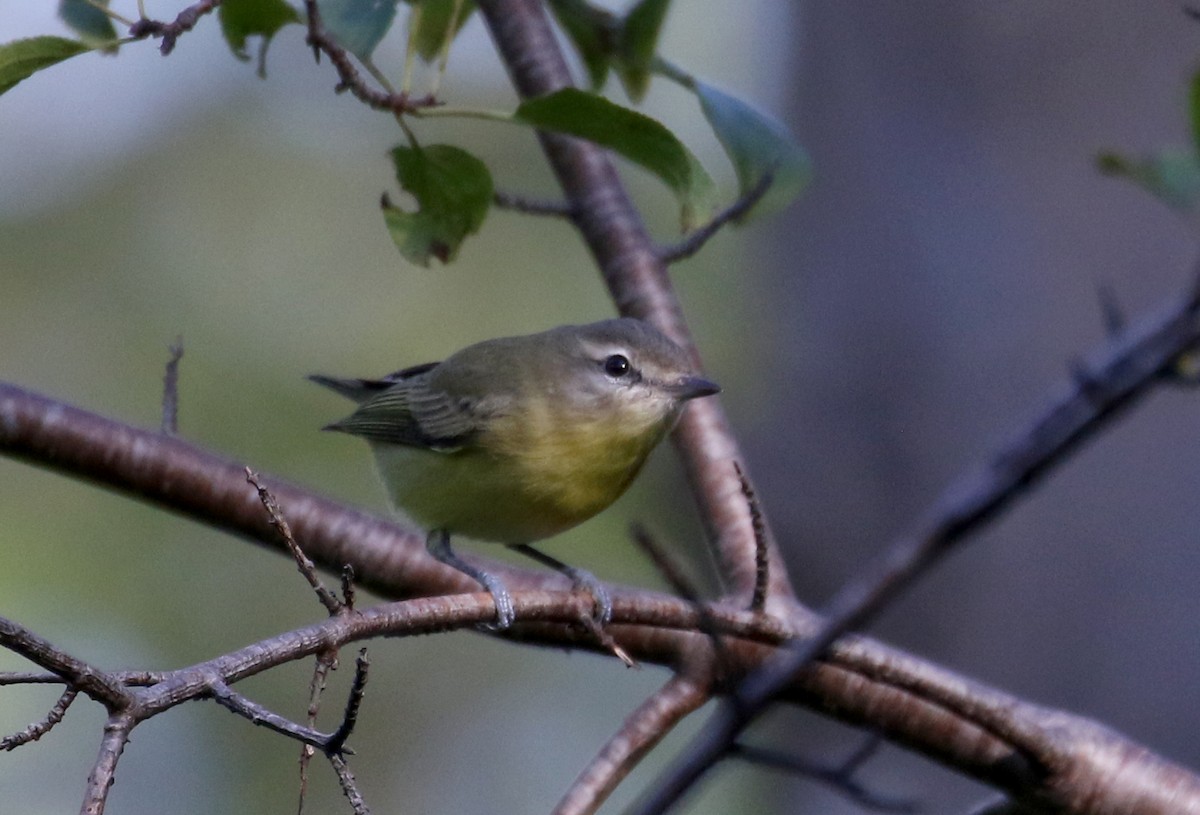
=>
[603,354,631,377]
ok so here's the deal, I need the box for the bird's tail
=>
[307,374,392,403]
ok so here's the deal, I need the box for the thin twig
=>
[965,793,1033,815]
[627,523,732,681]
[631,267,1200,814]
[324,649,370,753]
[128,0,219,55]
[301,650,339,802]
[628,523,705,605]
[581,614,636,668]
[210,680,336,748]
[0,615,132,709]
[493,190,576,217]
[341,565,357,610]
[733,462,769,613]
[82,0,136,27]
[246,468,343,615]
[0,671,74,685]
[658,170,776,264]
[330,753,371,815]
[729,737,917,813]
[302,0,441,115]
[161,336,183,435]
[0,687,78,750]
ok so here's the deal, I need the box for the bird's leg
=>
[507,543,613,625]
[426,529,515,630]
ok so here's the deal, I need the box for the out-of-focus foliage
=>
[513,87,717,229]
[0,36,92,96]
[382,143,494,266]
[57,0,118,49]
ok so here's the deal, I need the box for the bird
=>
[311,317,721,629]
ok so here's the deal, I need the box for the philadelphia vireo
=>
[311,318,720,629]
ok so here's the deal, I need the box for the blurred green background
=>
[4,2,1200,813]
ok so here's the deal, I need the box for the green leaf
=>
[57,0,118,52]
[220,0,300,74]
[317,0,400,61]
[0,36,91,98]
[403,0,475,63]
[616,0,670,102]
[1097,149,1200,211]
[547,0,617,89]
[383,144,493,266]
[514,88,716,229]
[693,81,810,220]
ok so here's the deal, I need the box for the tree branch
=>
[552,673,709,815]
[728,737,917,813]
[6,261,1200,813]
[475,0,796,609]
[0,687,77,750]
[633,271,1200,813]
[82,712,134,815]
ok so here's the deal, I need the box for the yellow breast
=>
[373,398,671,543]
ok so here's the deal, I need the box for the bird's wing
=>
[321,371,485,451]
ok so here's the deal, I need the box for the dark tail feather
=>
[307,374,393,403]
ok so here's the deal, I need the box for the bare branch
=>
[161,336,183,435]
[475,0,796,608]
[329,753,371,815]
[627,523,733,671]
[246,468,343,616]
[2,503,1200,814]
[326,649,369,755]
[340,565,357,610]
[5,374,1200,812]
[733,462,769,613]
[0,687,78,750]
[128,0,218,55]
[628,523,706,606]
[82,712,135,815]
[633,270,1200,814]
[300,648,340,802]
[0,616,132,709]
[493,190,576,217]
[552,674,708,815]
[729,737,917,813]
[658,170,776,264]
[210,680,334,747]
[0,671,77,685]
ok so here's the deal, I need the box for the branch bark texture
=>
[476,0,796,608]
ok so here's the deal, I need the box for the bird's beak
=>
[670,375,721,401]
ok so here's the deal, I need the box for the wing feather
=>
[320,368,482,451]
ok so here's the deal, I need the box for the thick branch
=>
[0,616,132,709]
[638,276,1200,813]
[3,262,1200,815]
[6,581,1200,814]
[475,0,795,608]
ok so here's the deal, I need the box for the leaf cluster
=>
[0,0,808,267]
